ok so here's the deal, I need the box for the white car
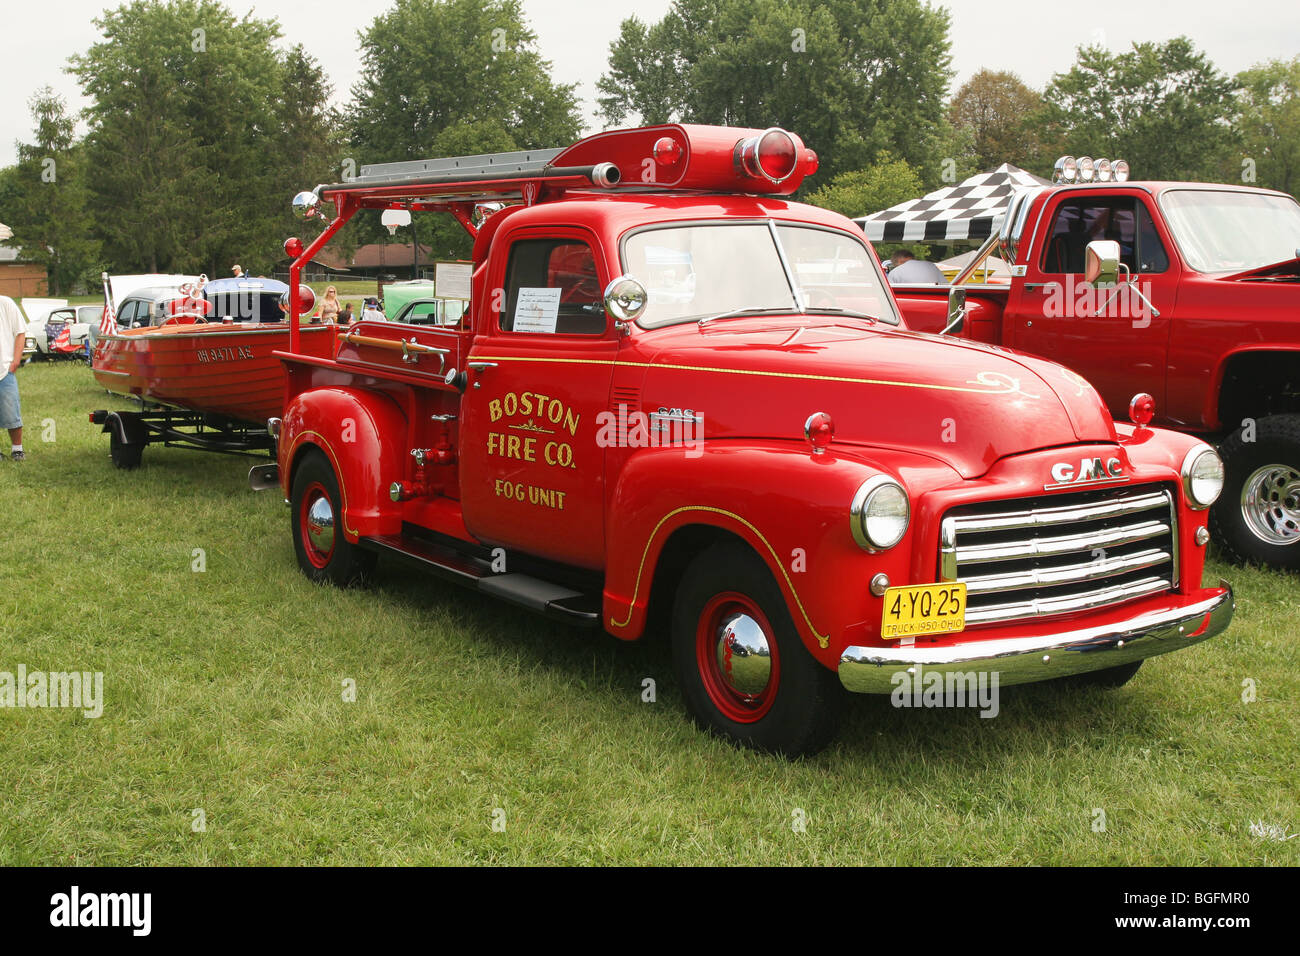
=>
[35,304,103,357]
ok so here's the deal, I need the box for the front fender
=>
[280,386,408,540]
[602,441,916,668]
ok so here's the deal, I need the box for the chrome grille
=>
[940,486,1178,626]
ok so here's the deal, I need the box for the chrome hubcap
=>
[306,495,336,554]
[1241,464,1300,546]
[714,611,772,697]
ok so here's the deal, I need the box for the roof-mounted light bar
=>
[1053,155,1131,184]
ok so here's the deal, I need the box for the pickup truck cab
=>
[264,127,1233,755]
[890,170,1300,569]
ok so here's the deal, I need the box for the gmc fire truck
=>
[260,125,1234,755]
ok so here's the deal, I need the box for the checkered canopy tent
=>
[854,164,1049,244]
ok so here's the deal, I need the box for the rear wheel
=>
[671,542,840,756]
[290,450,375,587]
[1211,414,1300,569]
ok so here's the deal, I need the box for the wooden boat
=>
[92,320,332,424]
[91,278,325,425]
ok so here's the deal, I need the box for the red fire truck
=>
[263,126,1233,755]
[887,158,1300,570]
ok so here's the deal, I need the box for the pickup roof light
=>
[1054,155,1131,184]
[1054,155,1078,184]
[736,128,800,184]
[653,135,683,166]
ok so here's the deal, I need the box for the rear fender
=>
[280,387,408,540]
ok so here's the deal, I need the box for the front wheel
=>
[1211,414,1300,570]
[671,542,840,756]
[290,450,376,587]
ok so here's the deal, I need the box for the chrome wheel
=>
[1240,464,1300,546]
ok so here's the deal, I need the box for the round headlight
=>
[1182,446,1224,509]
[851,476,911,551]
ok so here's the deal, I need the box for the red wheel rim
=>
[695,592,780,723]
[299,480,335,568]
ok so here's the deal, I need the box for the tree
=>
[596,0,953,183]
[3,88,101,294]
[949,70,1044,171]
[69,0,341,276]
[1042,37,1239,182]
[802,154,923,219]
[1235,57,1300,194]
[347,0,582,163]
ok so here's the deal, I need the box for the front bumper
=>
[838,585,1233,693]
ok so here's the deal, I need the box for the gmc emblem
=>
[1048,456,1125,488]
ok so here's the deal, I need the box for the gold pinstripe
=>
[291,431,360,538]
[471,354,1029,395]
[608,505,830,649]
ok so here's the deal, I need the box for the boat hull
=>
[92,323,333,425]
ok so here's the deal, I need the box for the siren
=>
[735,128,801,184]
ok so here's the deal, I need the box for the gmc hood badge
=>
[1046,456,1127,490]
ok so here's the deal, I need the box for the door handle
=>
[467,361,498,371]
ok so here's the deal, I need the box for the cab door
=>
[459,227,617,569]
[1005,191,1180,417]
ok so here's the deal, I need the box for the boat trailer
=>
[89,404,275,470]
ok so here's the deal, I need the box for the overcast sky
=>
[4,0,1298,167]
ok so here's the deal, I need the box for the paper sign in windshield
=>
[514,288,561,333]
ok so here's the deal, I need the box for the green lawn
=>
[1,361,1296,865]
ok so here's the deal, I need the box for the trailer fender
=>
[280,387,408,540]
[100,410,147,446]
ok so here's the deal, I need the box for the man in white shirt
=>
[0,295,26,460]
[887,250,947,285]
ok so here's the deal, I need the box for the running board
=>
[360,534,602,627]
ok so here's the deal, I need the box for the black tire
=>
[1211,414,1300,570]
[290,449,376,587]
[109,430,143,470]
[670,541,841,757]
[1055,660,1143,690]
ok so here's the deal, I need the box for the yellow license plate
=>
[880,583,967,639]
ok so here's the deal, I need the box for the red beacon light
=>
[736,127,801,184]
[284,236,304,259]
[1129,392,1155,428]
[653,135,683,167]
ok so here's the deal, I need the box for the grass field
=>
[1,361,1297,865]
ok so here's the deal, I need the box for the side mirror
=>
[942,287,967,335]
[1084,239,1122,285]
[603,275,648,322]
[292,190,322,221]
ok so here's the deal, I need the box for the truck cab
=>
[265,127,1233,756]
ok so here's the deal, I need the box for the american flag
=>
[99,273,117,336]
[52,323,74,352]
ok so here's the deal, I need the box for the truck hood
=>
[633,319,1117,479]
[1225,256,1300,282]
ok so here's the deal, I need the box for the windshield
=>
[1160,189,1300,274]
[623,222,898,328]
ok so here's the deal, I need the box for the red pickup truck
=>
[260,126,1233,756]
[889,175,1300,569]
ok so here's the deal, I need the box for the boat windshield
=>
[623,222,899,328]
[1159,189,1300,274]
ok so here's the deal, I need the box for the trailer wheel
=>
[671,542,840,757]
[290,449,375,587]
[1211,414,1300,570]
[109,430,143,470]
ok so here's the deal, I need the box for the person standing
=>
[0,294,26,461]
[340,302,354,324]
[887,249,947,285]
[232,264,245,278]
[320,286,341,323]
